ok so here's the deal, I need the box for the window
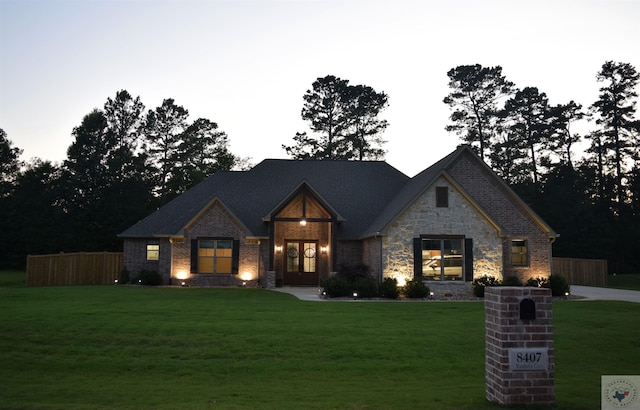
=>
[436,186,449,207]
[198,239,233,274]
[511,240,528,266]
[146,244,159,261]
[420,237,463,280]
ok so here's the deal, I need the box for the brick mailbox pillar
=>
[484,286,555,405]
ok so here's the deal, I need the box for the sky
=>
[1,0,639,178]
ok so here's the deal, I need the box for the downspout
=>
[257,240,261,286]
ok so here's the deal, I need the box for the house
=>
[118,145,557,289]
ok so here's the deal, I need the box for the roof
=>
[119,159,409,239]
[119,145,557,240]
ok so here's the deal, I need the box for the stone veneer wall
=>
[384,175,503,282]
[485,286,555,405]
[447,152,553,281]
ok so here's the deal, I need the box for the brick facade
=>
[448,152,553,282]
[484,287,555,405]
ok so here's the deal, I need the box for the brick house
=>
[118,145,557,288]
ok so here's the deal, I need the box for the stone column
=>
[485,286,555,405]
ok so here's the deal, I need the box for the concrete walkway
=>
[272,285,640,303]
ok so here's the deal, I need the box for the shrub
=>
[353,277,378,298]
[137,270,162,286]
[336,263,371,283]
[379,277,400,299]
[472,275,501,297]
[323,263,378,298]
[119,268,130,284]
[546,274,570,296]
[501,275,523,287]
[321,275,351,298]
[526,276,549,288]
[402,278,429,299]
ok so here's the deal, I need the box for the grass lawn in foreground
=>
[0,283,639,409]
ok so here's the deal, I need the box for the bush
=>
[379,277,400,299]
[353,277,378,298]
[402,278,429,299]
[137,270,162,286]
[501,275,523,287]
[547,274,570,296]
[526,276,549,288]
[323,264,378,298]
[472,275,501,297]
[321,275,351,298]
[119,268,130,284]
[336,263,371,283]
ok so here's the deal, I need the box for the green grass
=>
[607,273,640,290]
[0,270,25,287]
[0,280,639,409]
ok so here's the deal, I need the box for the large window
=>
[421,237,463,280]
[198,239,233,274]
[146,244,159,261]
[511,240,528,266]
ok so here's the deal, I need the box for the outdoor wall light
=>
[299,219,307,226]
[320,246,328,254]
[275,245,283,253]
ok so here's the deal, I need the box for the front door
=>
[284,241,318,286]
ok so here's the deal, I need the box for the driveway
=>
[273,285,640,303]
[571,285,640,303]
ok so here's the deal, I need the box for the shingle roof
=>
[119,145,557,241]
[118,159,410,240]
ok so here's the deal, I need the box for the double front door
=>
[283,241,318,286]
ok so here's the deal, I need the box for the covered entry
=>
[267,183,340,287]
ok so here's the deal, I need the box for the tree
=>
[167,118,237,196]
[145,98,189,202]
[0,128,23,197]
[443,64,514,162]
[547,101,584,169]
[344,85,389,160]
[589,61,639,214]
[284,75,388,160]
[502,87,551,186]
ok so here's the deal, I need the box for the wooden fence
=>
[26,252,123,287]
[552,257,608,287]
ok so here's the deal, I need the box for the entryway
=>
[283,241,318,286]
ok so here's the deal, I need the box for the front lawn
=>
[0,284,638,409]
[607,273,640,290]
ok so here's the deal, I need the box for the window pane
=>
[216,258,232,274]
[303,243,316,273]
[422,239,441,278]
[436,187,448,207]
[287,243,299,272]
[199,257,214,273]
[511,240,528,266]
[443,239,463,279]
[146,244,159,261]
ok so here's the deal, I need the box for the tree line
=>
[0,91,243,268]
[444,61,639,273]
[1,64,639,273]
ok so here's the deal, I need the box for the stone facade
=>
[383,175,503,283]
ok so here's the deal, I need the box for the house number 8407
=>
[516,352,542,363]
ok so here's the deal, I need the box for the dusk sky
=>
[1,0,638,177]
